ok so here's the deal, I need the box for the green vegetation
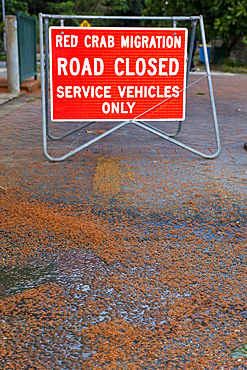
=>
[230,343,247,358]
[27,96,41,102]
[143,0,247,54]
[221,58,247,68]
[0,0,144,27]
[217,58,247,73]
[0,0,145,48]
[0,0,247,64]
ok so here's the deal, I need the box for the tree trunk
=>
[227,33,242,55]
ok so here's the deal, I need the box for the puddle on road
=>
[0,212,246,369]
[0,249,107,297]
[0,262,57,297]
[0,243,246,368]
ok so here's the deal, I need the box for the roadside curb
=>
[0,91,26,106]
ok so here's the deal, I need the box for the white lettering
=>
[118,86,126,98]
[134,36,141,48]
[169,58,179,76]
[114,58,180,76]
[148,86,156,98]
[104,86,111,98]
[108,36,115,48]
[121,36,129,48]
[121,102,128,113]
[65,86,73,98]
[174,36,181,48]
[102,102,110,114]
[115,58,124,76]
[57,86,64,98]
[56,35,63,47]
[81,58,92,75]
[136,58,146,76]
[84,35,115,48]
[99,36,107,48]
[82,86,90,98]
[95,86,103,98]
[127,102,136,113]
[57,58,68,75]
[92,35,99,47]
[166,36,173,48]
[56,85,180,100]
[74,86,81,98]
[165,86,171,98]
[126,58,135,76]
[135,86,143,98]
[172,86,180,97]
[127,86,134,98]
[71,35,78,47]
[147,58,157,76]
[159,58,168,76]
[69,57,80,76]
[112,102,119,114]
[64,35,70,47]
[149,36,156,48]
[156,36,162,48]
[142,36,149,48]
[119,35,183,49]
[84,35,91,48]
[157,86,163,98]
[94,58,104,76]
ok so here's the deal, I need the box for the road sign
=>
[80,20,90,27]
[49,27,188,121]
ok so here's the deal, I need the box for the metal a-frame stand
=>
[39,14,220,162]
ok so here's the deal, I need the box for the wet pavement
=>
[1,72,247,369]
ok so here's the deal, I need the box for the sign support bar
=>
[39,13,220,161]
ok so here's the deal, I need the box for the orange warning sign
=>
[80,20,91,27]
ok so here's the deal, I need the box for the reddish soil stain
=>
[0,74,247,369]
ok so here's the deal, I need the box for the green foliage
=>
[143,0,218,40]
[46,1,76,15]
[0,0,145,47]
[221,58,247,68]
[5,0,28,15]
[230,343,247,358]
[0,21,4,33]
[27,0,143,26]
[73,0,145,26]
[45,0,79,26]
[0,0,28,28]
[1,0,145,48]
[213,0,247,43]
[143,0,247,52]
[1,0,144,26]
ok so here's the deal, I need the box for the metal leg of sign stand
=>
[158,19,197,138]
[132,118,218,159]
[39,13,220,162]
[43,120,131,162]
[136,120,182,138]
[131,17,220,159]
[43,18,96,141]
